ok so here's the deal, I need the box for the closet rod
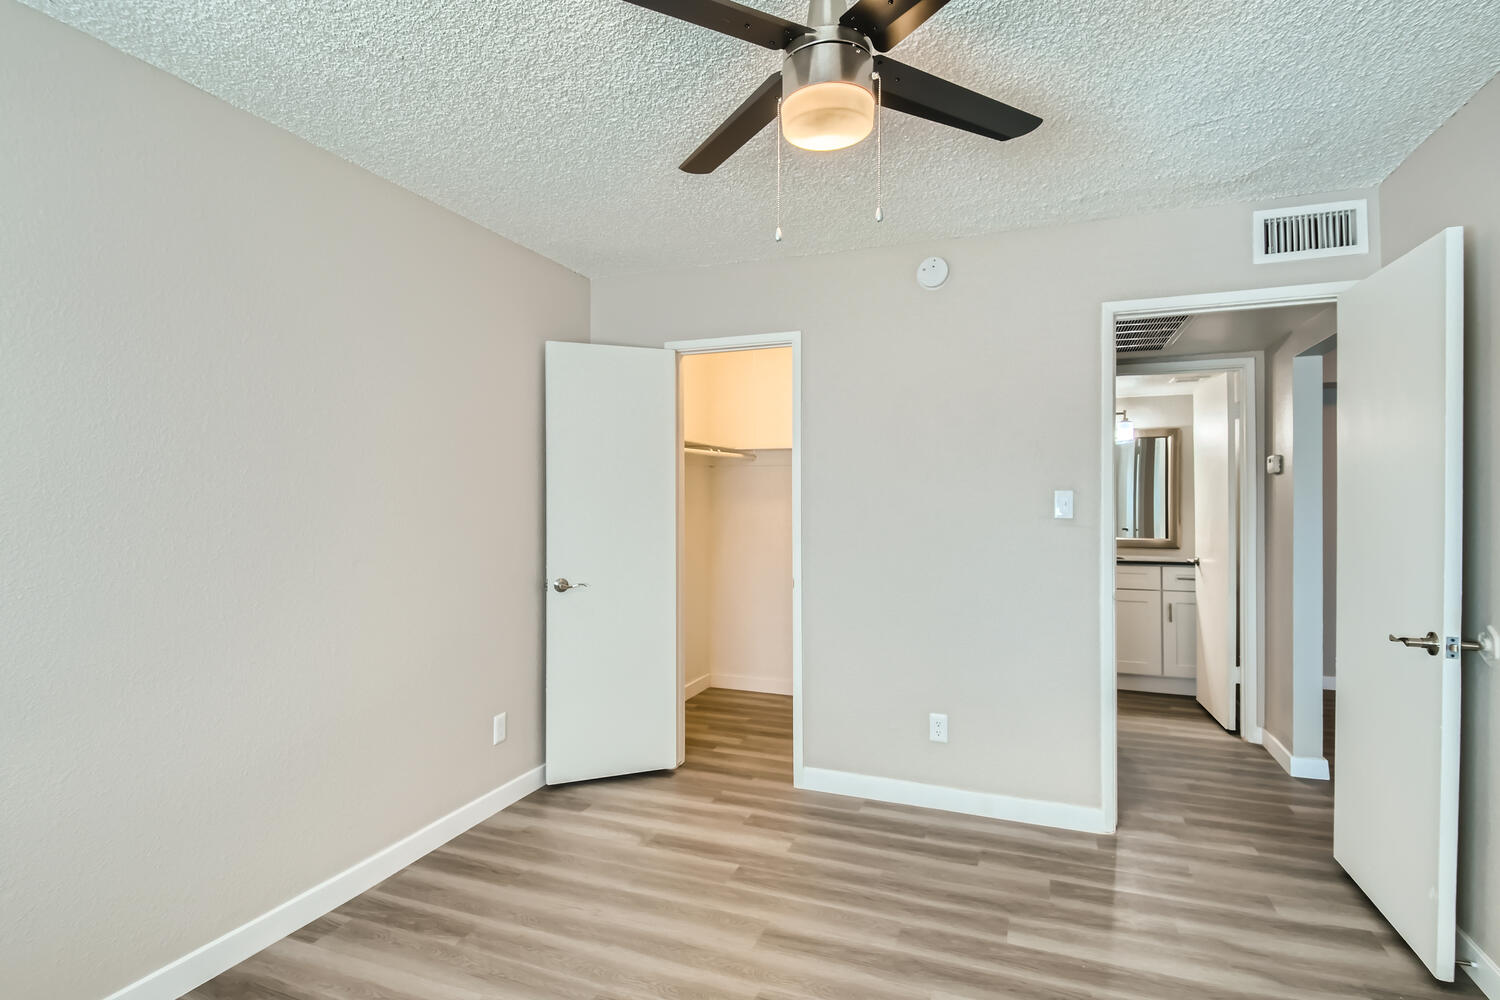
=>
[684,441,757,461]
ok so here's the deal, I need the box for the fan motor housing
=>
[783,26,873,96]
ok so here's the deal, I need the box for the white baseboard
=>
[1262,729,1330,781]
[1116,674,1196,696]
[710,672,792,696]
[1323,674,1337,690]
[101,764,546,1000]
[799,766,1112,834]
[683,672,712,699]
[1460,928,1500,998]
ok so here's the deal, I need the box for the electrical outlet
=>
[492,712,507,746]
[929,713,948,744]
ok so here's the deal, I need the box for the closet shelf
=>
[684,441,756,461]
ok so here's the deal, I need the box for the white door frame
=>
[1098,283,1352,829]
[665,331,804,786]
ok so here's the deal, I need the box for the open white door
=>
[1334,228,1463,981]
[544,342,678,785]
[1193,372,1238,730]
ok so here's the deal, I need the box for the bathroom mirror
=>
[1116,427,1180,548]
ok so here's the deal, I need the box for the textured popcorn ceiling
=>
[25,0,1500,276]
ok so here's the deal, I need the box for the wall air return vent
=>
[1115,314,1191,354]
[1253,199,1368,264]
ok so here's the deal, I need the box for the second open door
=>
[1193,372,1238,731]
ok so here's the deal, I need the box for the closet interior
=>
[681,347,793,698]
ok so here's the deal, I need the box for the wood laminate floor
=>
[188,688,1480,999]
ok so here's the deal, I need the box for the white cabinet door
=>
[1162,593,1198,679]
[1116,589,1163,675]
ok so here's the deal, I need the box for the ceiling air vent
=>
[1115,314,1190,354]
[1253,199,1368,264]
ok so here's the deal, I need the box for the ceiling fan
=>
[621,0,1043,173]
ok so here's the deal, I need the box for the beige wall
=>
[593,195,1377,810]
[1115,393,1196,559]
[684,452,795,694]
[684,457,716,691]
[0,6,588,999]
[1380,70,1500,969]
[682,347,794,449]
[1262,307,1337,755]
[1323,376,1338,679]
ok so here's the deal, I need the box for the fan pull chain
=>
[873,72,883,223]
[774,97,783,242]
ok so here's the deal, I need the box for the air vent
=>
[1253,199,1368,263]
[1115,314,1191,354]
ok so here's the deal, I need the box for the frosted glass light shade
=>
[781,81,875,151]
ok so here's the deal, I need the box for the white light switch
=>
[1053,490,1075,519]
[492,713,507,745]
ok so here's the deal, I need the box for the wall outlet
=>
[929,712,948,743]
[492,712,507,745]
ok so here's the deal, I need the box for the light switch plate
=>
[1054,490,1075,519]
[492,712,507,745]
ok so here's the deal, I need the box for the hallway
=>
[190,689,1480,999]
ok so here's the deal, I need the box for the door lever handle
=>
[1389,631,1441,656]
[552,578,588,593]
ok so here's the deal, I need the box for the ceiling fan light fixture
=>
[780,30,875,152]
[782,80,874,151]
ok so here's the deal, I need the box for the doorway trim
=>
[1098,282,1353,830]
[665,331,804,786]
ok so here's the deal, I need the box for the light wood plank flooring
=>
[188,688,1480,999]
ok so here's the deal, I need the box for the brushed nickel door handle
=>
[1389,631,1441,656]
[552,578,589,593]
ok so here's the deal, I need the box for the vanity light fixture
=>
[1115,410,1136,444]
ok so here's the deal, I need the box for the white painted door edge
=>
[1100,282,1355,833]
[99,765,546,1000]
[664,332,803,786]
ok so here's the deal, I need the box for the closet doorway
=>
[668,332,803,783]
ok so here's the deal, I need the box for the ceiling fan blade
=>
[620,0,808,50]
[874,56,1042,142]
[680,72,783,174]
[840,0,950,51]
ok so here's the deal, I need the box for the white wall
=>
[701,451,794,694]
[1323,376,1338,681]
[684,457,716,693]
[593,193,1377,816]
[0,6,589,999]
[1380,69,1500,976]
[1115,393,1196,558]
[682,347,794,449]
[1263,308,1337,755]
